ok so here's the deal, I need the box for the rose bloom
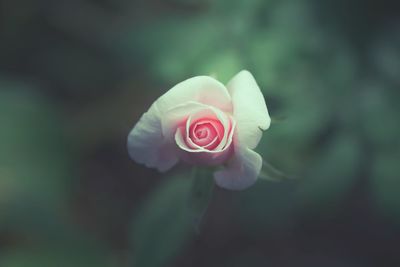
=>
[127,70,271,190]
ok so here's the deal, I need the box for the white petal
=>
[161,101,207,141]
[156,76,232,113]
[214,146,262,190]
[175,126,202,153]
[213,70,270,190]
[227,70,271,149]
[127,104,178,172]
[127,75,231,172]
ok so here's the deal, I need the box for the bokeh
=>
[1,0,400,266]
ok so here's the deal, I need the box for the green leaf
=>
[188,168,214,232]
[130,174,193,267]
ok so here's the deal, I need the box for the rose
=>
[127,70,271,190]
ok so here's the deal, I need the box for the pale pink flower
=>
[127,70,271,190]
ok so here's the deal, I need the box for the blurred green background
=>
[1,0,399,266]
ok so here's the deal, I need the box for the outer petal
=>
[127,105,178,172]
[161,101,207,140]
[227,70,270,149]
[214,147,262,190]
[156,76,232,113]
[214,70,270,190]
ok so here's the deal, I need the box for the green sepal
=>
[259,160,294,182]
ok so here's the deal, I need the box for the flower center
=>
[188,119,223,150]
[195,125,210,139]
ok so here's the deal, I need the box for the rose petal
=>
[202,135,219,150]
[175,109,236,166]
[161,101,208,141]
[127,105,179,172]
[156,76,232,113]
[175,126,196,152]
[128,76,232,172]
[175,126,234,165]
[185,107,234,153]
[227,70,271,149]
[190,122,218,147]
[191,119,224,141]
[213,70,270,190]
[161,101,230,148]
[214,147,262,190]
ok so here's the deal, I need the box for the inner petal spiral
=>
[189,119,223,150]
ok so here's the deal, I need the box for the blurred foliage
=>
[187,168,214,232]
[130,173,193,267]
[0,82,112,267]
[0,0,400,266]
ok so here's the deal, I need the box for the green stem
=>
[188,167,214,233]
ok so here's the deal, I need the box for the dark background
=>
[1,0,400,266]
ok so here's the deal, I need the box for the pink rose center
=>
[188,119,224,150]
